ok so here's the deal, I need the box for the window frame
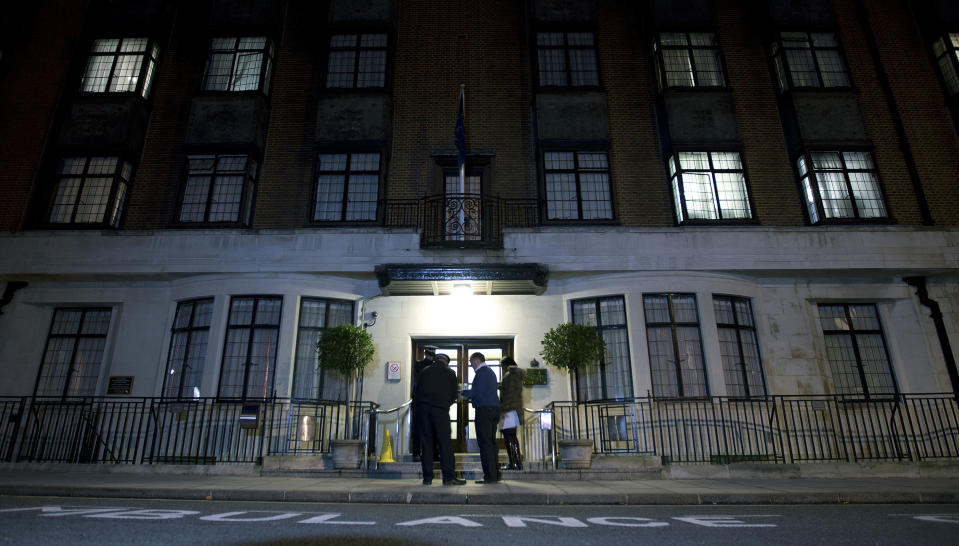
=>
[643,293,709,399]
[162,298,215,400]
[542,149,615,222]
[652,31,727,90]
[535,29,601,88]
[177,153,258,226]
[79,37,161,99]
[291,297,356,401]
[217,295,283,401]
[200,36,275,95]
[668,150,754,224]
[324,32,390,89]
[769,31,852,92]
[818,303,898,400]
[797,150,890,224]
[932,33,959,96]
[570,295,634,402]
[311,150,382,223]
[34,307,113,398]
[48,156,132,228]
[713,295,767,399]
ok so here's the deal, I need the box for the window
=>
[291,298,354,400]
[162,298,214,400]
[798,151,887,223]
[326,33,387,88]
[179,154,257,225]
[536,31,599,87]
[932,33,959,96]
[669,151,752,223]
[652,32,725,90]
[35,308,112,397]
[80,38,160,99]
[544,151,613,220]
[770,31,850,92]
[218,296,282,400]
[644,294,708,398]
[713,296,766,398]
[201,37,274,94]
[313,152,380,222]
[818,304,896,398]
[443,168,483,241]
[49,157,131,227]
[571,296,633,401]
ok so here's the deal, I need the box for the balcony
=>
[381,193,542,248]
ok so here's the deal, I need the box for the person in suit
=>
[462,352,501,484]
[413,353,465,485]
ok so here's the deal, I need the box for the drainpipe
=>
[904,277,959,401]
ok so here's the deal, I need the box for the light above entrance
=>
[451,282,473,297]
[375,264,548,296]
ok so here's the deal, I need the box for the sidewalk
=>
[1,465,958,505]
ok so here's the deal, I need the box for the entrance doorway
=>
[412,338,513,453]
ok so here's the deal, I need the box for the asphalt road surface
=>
[1,496,957,545]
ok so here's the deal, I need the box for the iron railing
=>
[2,397,377,465]
[380,194,542,248]
[544,394,959,465]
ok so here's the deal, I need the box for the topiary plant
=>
[540,322,607,374]
[316,323,375,439]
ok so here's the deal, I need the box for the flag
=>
[454,86,466,169]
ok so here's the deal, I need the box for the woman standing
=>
[499,356,526,470]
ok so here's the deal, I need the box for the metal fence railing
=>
[1,394,955,467]
[2,397,377,465]
[543,394,959,466]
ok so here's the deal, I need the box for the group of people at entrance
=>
[411,346,525,485]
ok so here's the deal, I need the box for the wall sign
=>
[523,368,547,387]
[386,361,401,381]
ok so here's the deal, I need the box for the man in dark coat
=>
[410,346,436,462]
[413,353,465,485]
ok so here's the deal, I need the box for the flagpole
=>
[458,84,466,195]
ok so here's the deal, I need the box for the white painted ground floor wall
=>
[0,226,956,411]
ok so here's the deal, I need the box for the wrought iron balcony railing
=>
[381,194,542,248]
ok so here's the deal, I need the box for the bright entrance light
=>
[452,283,473,297]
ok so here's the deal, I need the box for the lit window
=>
[669,151,752,223]
[326,33,388,88]
[644,294,708,399]
[201,37,274,93]
[313,152,380,222]
[798,151,887,223]
[80,38,160,99]
[49,157,131,228]
[932,33,959,95]
[536,31,599,87]
[818,303,896,398]
[544,151,613,220]
[163,298,214,400]
[652,32,725,89]
[35,308,112,397]
[714,296,766,398]
[770,32,850,92]
[179,154,257,225]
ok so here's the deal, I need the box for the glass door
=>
[413,339,512,452]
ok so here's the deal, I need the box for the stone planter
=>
[558,438,594,469]
[330,438,364,469]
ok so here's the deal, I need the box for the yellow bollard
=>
[377,428,396,463]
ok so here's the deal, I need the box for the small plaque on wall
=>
[523,368,547,387]
[386,361,401,381]
[107,376,134,395]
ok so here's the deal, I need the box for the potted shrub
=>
[316,323,376,469]
[540,322,607,469]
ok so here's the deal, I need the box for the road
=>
[0,496,957,545]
